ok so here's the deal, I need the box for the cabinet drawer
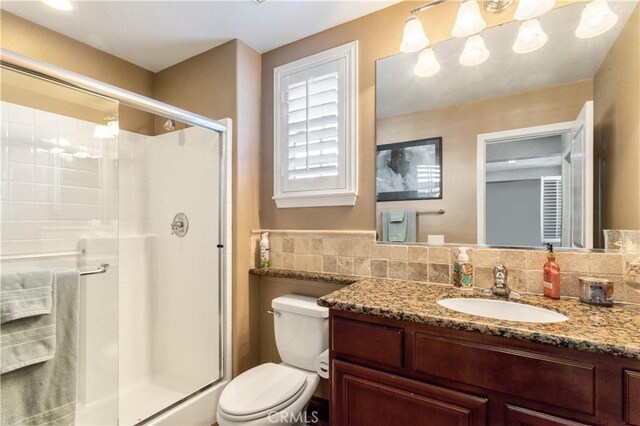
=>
[414,332,595,415]
[332,360,487,426]
[506,405,589,426]
[625,369,640,425]
[332,317,404,369]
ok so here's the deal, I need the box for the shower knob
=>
[170,212,189,237]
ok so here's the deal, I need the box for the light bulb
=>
[514,0,555,20]
[452,0,486,38]
[459,34,490,66]
[39,0,73,11]
[413,48,441,77]
[513,19,548,54]
[576,0,618,39]
[400,16,430,53]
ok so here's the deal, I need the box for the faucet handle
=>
[494,263,508,275]
[508,291,521,300]
[493,263,508,286]
[481,288,494,296]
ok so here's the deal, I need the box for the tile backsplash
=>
[251,230,640,305]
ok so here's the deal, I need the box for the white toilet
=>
[217,294,329,426]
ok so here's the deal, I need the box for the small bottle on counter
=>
[543,243,560,299]
[260,232,270,269]
[454,247,473,290]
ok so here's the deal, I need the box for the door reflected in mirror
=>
[376,1,640,249]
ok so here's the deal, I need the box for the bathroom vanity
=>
[318,279,640,426]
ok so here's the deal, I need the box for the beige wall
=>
[594,4,640,245]
[153,41,238,134]
[1,66,118,125]
[154,40,263,377]
[260,1,579,231]
[0,11,156,135]
[376,80,593,244]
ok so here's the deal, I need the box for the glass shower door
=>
[0,66,120,425]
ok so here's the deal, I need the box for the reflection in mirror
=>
[376,137,442,202]
[376,1,639,249]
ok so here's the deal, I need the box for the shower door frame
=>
[0,48,234,425]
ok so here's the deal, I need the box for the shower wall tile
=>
[144,127,221,393]
[1,102,120,410]
[1,102,119,257]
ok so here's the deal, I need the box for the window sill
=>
[273,191,357,208]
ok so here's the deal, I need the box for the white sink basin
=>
[437,298,568,323]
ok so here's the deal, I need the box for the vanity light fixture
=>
[514,0,556,21]
[513,18,548,54]
[400,16,430,53]
[576,0,618,39]
[459,34,490,66]
[414,47,441,77]
[39,0,73,11]
[484,0,513,13]
[452,0,486,38]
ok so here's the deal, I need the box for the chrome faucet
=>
[482,264,519,299]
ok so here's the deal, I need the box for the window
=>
[541,176,562,243]
[273,41,358,208]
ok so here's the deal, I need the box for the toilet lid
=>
[219,363,308,418]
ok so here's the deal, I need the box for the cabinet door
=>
[625,370,640,425]
[332,360,487,426]
[505,405,589,426]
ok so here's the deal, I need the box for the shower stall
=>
[0,49,232,425]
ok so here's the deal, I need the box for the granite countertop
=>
[249,267,359,285]
[250,268,640,360]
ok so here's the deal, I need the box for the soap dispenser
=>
[543,243,560,299]
[454,247,473,290]
[259,232,270,269]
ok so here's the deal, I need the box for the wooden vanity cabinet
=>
[329,309,640,426]
[332,359,488,426]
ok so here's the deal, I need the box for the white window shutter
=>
[541,176,562,244]
[283,61,343,191]
[273,42,358,208]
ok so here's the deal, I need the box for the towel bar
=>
[80,264,109,276]
[417,209,445,215]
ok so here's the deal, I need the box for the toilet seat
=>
[218,363,308,422]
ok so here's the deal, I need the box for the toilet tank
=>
[271,294,329,372]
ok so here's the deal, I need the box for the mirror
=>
[376,1,639,249]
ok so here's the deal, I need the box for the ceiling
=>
[377,1,638,118]
[1,0,400,72]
